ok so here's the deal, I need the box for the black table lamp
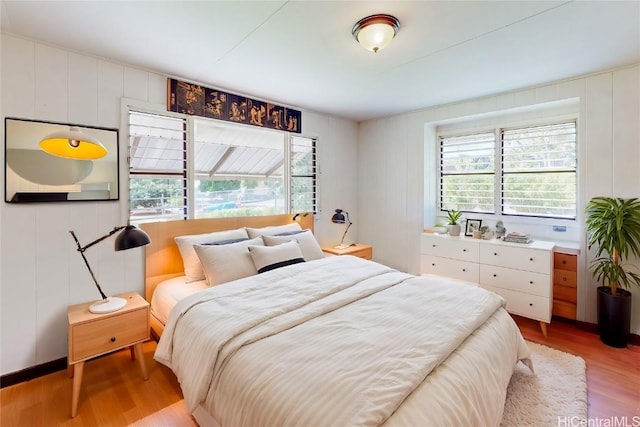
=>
[70,225,151,314]
[331,208,352,250]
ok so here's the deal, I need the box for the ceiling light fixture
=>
[40,127,107,160]
[352,14,400,53]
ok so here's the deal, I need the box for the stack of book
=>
[503,232,532,244]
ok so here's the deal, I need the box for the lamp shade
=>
[331,209,347,223]
[114,225,151,251]
[352,14,400,53]
[40,127,107,160]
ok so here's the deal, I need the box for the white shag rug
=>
[501,341,588,427]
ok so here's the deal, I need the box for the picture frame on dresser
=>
[465,219,482,236]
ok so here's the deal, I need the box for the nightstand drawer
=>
[322,244,372,259]
[350,246,372,259]
[69,308,148,363]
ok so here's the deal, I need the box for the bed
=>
[142,214,532,427]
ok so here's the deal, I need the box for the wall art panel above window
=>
[167,78,301,133]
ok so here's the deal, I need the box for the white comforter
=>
[155,256,530,427]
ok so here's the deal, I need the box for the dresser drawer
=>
[480,244,551,274]
[553,284,577,303]
[69,308,148,363]
[554,252,577,271]
[421,255,479,283]
[553,299,577,319]
[421,234,479,263]
[483,284,551,322]
[553,269,577,287]
[479,265,551,298]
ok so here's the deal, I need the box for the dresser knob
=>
[529,258,534,261]
[494,252,498,256]
[463,249,467,252]
[432,244,436,248]
[493,274,497,277]
[529,281,534,284]
[529,303,533,307]
[563,277,567,282]
[462,268,466,272]
[562,260,567,264]
[432,263,435,266]
[110,337,116,342]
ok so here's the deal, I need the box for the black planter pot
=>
[597,286,632,348]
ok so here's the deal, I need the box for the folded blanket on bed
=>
[155,256,511,426]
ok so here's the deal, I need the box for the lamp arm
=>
[76,226,126,252]
[339,212,353,245]
[69,229,124,301]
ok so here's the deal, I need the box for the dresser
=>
[420,233,555,336]
[552,252,578,319]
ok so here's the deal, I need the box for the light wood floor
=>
[1,316,638,426]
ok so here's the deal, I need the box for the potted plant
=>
[585,197,640,348]
[446,209,463,236]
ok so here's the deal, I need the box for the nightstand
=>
[67,291,150,417]
[322,244,372,260]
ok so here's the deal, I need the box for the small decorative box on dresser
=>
[552,252,578,319]
[322,244,372,260]
[420,233,555,337]
[67,291,150,417]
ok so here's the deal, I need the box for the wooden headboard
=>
[140,214,314,301]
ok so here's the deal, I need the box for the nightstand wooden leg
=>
[67,363,74,378]
[133,343,148,380]
[130,346,135,360]
[71,361,84,418]
[539,321,548,338]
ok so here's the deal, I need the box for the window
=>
[193,118,286,218]
[439,121,576,219]
[290,135,317,214]
[129,111,187,223]
[128,110,317,223]
[440,132,495,213]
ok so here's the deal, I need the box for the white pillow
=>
[262,230,324,261]
[193,237,264,286]
[248,240,305,273]
[245,223,302,239]
[175,228,249,282]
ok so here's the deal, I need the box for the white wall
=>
[0,34,359,375]
[359,64,640,335]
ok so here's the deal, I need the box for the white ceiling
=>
[1,1,639,122]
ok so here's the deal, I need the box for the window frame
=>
[438,120,577,221]
[290,135,318,215]
[125,105,318,223]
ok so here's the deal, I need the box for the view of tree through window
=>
[440,132,495,213]
[440,121,577,219]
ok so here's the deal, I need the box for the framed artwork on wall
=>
[4,117,119,203]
